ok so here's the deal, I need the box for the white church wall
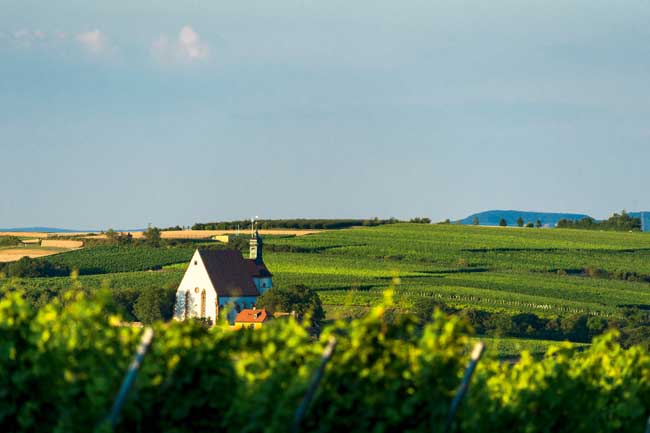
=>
[174,250,218,322]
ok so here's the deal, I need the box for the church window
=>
[194,287,200,294]
[200,289,206,318]
[194,261,198,265]
[184,291,190,319]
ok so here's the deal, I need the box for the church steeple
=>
[249,219,263,264]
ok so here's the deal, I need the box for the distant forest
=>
[192,217,431,230]
[557,211,642,231]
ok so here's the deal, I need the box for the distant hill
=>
[457,210,592,228]
[0,227,83,233]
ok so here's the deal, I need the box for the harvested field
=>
[41,239,84,249]
[0,248,64,263]
[0,232,93,238]
[87,229,323,240]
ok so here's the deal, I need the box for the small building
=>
[233,308,270,329]
[212,234,233,243]
[173,230,272,324]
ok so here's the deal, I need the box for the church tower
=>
[249,222,263,264]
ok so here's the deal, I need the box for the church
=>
[173,229,272,324]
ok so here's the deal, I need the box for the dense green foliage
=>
[0,257,70,278]
[0,236,22,247]
[557,211,641,231]
[132,287,174,324]
[2,290,650,433]
[256,284,324,325]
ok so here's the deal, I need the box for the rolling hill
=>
[457,210,591,227]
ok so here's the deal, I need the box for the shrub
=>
[0,236,22,247]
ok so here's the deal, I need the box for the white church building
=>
[173,230,272,324]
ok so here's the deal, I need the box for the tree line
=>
[192,217,432,230]
[413,296,650,349]
[557,211,641,231]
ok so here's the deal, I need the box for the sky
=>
[1,0,649,229]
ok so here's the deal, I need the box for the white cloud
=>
[75,29,107,54]
[152,26,209,64]
[2,28,114,57]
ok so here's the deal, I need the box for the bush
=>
[0,236,22,247]
[0,257,70,278]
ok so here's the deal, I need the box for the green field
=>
[263,224,650,317]
[5,223,650,354]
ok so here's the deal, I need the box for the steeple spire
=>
[249,217,263,264]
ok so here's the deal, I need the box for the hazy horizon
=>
[2,1,649,228]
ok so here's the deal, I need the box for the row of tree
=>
[192,217,433,230]
[471,216,543,227]
[557,211,642,231]
[413,296,650,348]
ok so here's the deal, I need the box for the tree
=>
[499,218,507,227]
[535,219,542,228]
[472,216,479,226]
[526,222,534,228]
[256,284,324,325]
[133,287,166,324]
[143,226,162,247]
[105,228,119,243]
[517,217,524,227]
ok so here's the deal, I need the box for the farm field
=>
[0,245,78,263]
[4,223,650,354]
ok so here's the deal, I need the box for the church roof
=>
[197,249,261,297]
[246,259,273,278]
[235,308,269,323]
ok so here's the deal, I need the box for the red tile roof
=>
[234,309,269,323]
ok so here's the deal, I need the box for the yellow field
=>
[40,239,84,249]
[0,232,92,238]
[0,247,67,263]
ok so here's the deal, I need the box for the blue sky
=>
[1,1,649,229]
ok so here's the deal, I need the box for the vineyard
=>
[45,246,195,275]
[5,223,650,349]
[259,224,650,319]
[1,290,649,433]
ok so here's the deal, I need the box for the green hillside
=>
[5,223,650,352]
[265,224,650,317]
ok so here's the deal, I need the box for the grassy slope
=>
[264,224,650,317]
[13,224,650,318]
[8,223,650,355]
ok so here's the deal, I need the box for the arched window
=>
[200,289,206,318]
[184,291,190,319]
